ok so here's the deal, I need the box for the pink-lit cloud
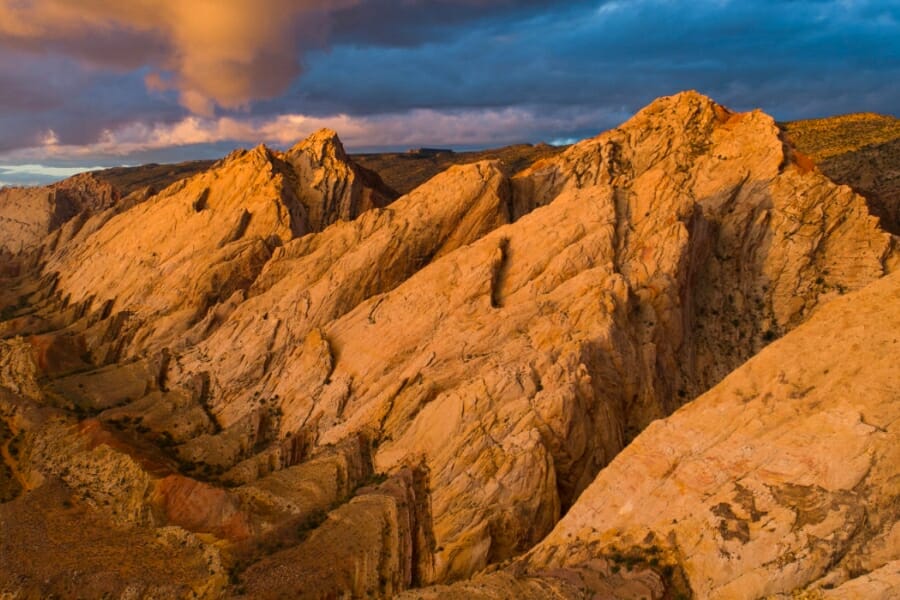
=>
[0,106,621,162]
[1,0,895,167]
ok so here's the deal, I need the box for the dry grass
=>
[781,112,900,161]
[783,112,900,234]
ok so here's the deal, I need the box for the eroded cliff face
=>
[408,268,900,600]
[0,173,120,256]
[0,92,897,599]
[783,113,900,235]
[12,131,398,360]
[285,128,398,232]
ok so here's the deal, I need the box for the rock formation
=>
[0,92,897,599]
[784,113,900,234]
[404,268,900,599]
[285,128,398,232]
[32,132,397,358]
[0,172,119,255]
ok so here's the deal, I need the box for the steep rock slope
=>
[784,113,900,234]
[408,268,900,600]
[816,136,900,235]
[231,92,894,588]
[38,131,396,356]
[286,128,398,232]
[175,159,515,425]
[162,92,896,592]
[0,173,119,255]
[0,92,897,598]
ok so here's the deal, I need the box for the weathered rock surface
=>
[38,130,396,357]
[178,158,514,426]
[0,172,119,255]
[784,112,900,234]
[818,135,900,235]
[162,91,893,586]
[0,92,897,599]
[285,128,398,232]
[408,268,900,600]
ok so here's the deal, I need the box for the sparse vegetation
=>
[782,113,900,161]
[0,294,28,321]
[353,143,565,194]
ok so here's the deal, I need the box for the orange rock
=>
[152,474,254,540]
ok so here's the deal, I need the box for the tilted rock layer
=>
[0,92,897,599]
[784,112,900,235]
[0,173,119,255]
[408,267,900,600]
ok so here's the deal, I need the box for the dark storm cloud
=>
[0,50,184,153]
[0,0,896,167]
[295,0,899,117]
[328,0,597,47]
[0,0,601,155]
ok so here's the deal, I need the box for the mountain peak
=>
[628,90,735,127]
[287,128,349,163]
[281,127,396,233]
[1,93,897,599]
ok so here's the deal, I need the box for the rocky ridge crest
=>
[0,92,897,599]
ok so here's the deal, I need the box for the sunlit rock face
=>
[782,112,900,235]
[404,268,900,600]
[0,173,120,255]
[0,92,897,599]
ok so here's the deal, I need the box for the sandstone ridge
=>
[404,267,900,600]
[0,92,897,599]
[0,172,119,256]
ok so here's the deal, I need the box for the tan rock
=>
[1,92,897,598]
[183,91,892,583]
[237,468,432,599]
[0,173,119,255]
[284,128,397,233]
[0,338,42,401]
[33,131,393,359]
[410,269,900,599]
[783,112,900,234]
[0,185,56,255]
[177,159,513,426]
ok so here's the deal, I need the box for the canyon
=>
[0,92,897,599]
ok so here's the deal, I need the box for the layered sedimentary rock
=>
[784,112,900,234]
[408,268,900,599]
[166,92,894,588]
[0,92,897,599]
[285,128,398,232]
[0,173,119,255]
[38,131,396,357]
[817,135,900,235]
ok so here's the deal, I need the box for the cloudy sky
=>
[0,0,897,185]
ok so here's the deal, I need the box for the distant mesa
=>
[404,147,455,157]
